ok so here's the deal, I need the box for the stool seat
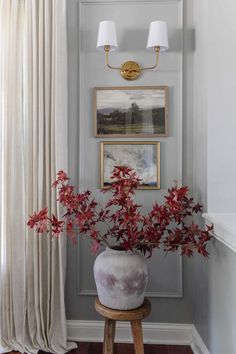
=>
[95,298,151,354]
[95,298,151,321]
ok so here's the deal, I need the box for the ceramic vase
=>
[94,247,148,310]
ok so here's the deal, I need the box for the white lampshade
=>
[147,21,169,52]
[96,20,118,51]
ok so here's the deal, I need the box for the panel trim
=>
[177,0,183,184]
[66,321,210,354]
[77,0,184,299]
[78,0,183,190]
[145,252,183,298]
[78,252,183,298]
[80,0,182,4]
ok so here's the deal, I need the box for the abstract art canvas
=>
[100,142,160,190]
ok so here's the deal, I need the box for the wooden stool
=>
[95,297,151,354]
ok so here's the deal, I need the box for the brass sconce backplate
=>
[120,61,141,80]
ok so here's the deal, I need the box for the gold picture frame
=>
[100,141,161,190]
[94,86,168,138]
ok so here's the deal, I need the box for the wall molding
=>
[78,0,184,191]
[78,251,183,298]
[77,0,184,299]
[80,0,182,5]
[191,326,210,354]
[66,320,210,354]
[203,213,236,254]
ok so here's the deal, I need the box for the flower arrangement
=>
[27,166,212,257]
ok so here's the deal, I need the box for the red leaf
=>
[27,166,212,258]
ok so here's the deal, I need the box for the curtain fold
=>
[0,1,76,353]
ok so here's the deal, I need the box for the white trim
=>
[190,326,210,354]
[77,0,184,298]
[203,213,236,253]
[67,320,210,353]
[78,0,183,190]
[78,250,183,298]
[80,0,181,5]
[177,0,183,185]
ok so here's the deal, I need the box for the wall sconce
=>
[96,20,169,80]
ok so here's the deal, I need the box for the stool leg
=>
[103,319,116,354]
[131,320,144,354]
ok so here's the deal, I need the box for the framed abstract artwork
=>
[94,86,168,137]
[100,141,161,190]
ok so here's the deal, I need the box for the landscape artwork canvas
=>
[100,142,160,190]
[94,86,168,137]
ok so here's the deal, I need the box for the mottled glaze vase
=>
[94,247,148,310]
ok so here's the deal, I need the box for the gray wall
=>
[191,242,236,354]
[66,0,194,323]
[66,1,236,351]
[186,0,236,353]
[207,0,236,213]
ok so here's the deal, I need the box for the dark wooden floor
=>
[8,342,193,354]
[70,343,193,354]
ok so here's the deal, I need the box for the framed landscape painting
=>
[94,86,168,137]
[100,142,161,190]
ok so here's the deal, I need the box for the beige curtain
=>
[0,1,76,353]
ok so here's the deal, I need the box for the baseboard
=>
[67,320,210,353]
[190,326,210,354]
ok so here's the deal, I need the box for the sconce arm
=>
[103,45,161,80]
[141,46,160,71]
[105,46,121,70]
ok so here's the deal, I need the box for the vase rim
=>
[106,246,131,254]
